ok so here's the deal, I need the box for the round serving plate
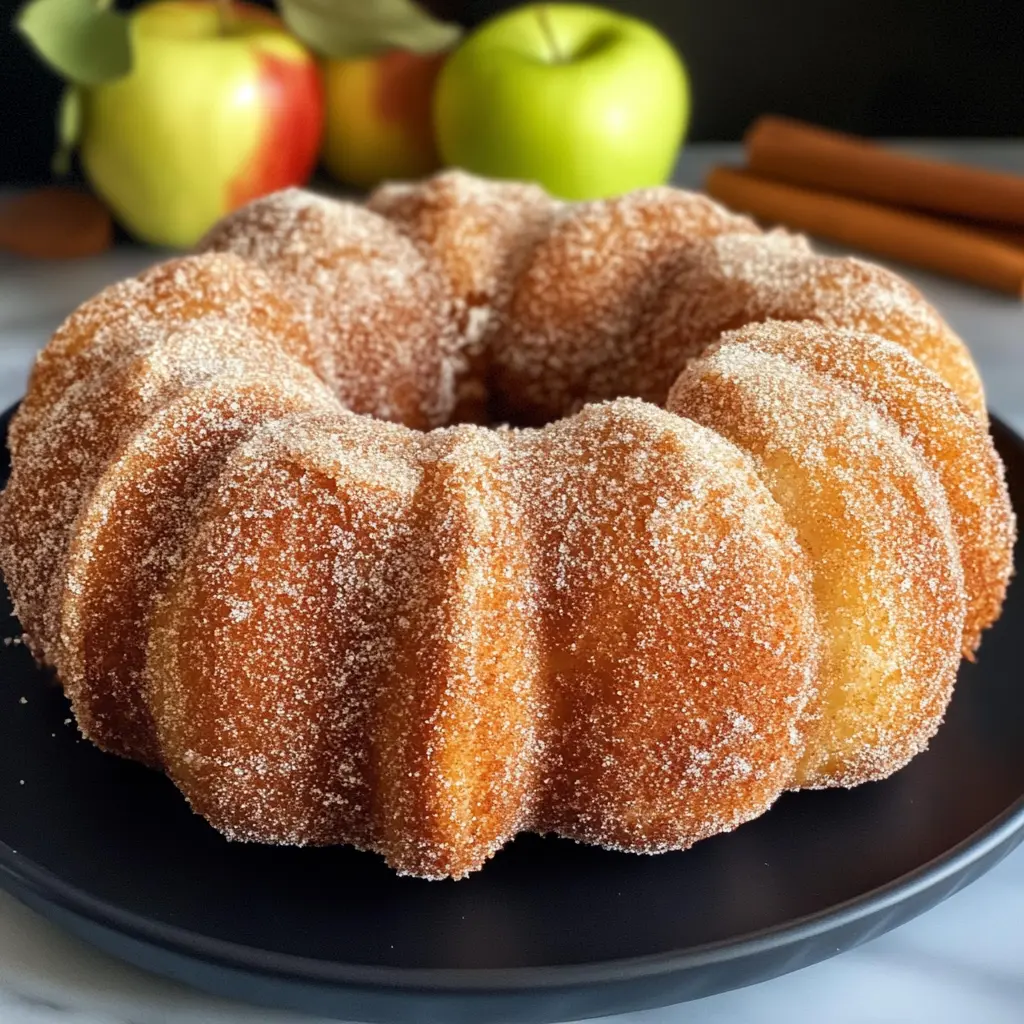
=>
[0,403,1022,1024]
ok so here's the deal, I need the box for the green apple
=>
[433,3,689,199]
[81,1,323,248]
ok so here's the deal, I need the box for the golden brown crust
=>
[711,321,1014,657]
[146,401,819,876]
[0,173,1013,879]
[148,413,423,852]
[199,190,462,429]
[668,342,967,787]
[370,427,540,878]
[519,403,818,854]
[369,171,562,424]
[368,170,560,333]
[10,253,319,444]
[490,189,759,424]
[642,231,986,418]
[0,254,325,670]
[60,379,336,766]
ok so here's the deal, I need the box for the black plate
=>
[1,403,1022,1024]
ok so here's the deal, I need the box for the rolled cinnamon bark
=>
[705,166,1024,296]
[955,221,1024,251]
[745,116,1024,228]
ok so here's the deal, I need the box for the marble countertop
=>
[1,142,1023,1023]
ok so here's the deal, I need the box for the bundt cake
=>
[0,170,1014,880]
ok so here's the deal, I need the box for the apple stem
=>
[536,5,566,64]
[216,0,235,35]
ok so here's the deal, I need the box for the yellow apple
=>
[81,1,323,247]
[321,49,446,189]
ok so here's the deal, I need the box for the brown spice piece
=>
[0,188,113,260]
[950,220,1024,251]
[746,115,1024,227]
[705,166,1024,297]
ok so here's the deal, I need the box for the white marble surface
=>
[1,141,1023,1023]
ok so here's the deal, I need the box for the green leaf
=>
[52,84,82,176]
[278,0,461,59]
[16,0,131,86]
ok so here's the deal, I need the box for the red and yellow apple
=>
[321,49,446,189]
[81,0,323,247]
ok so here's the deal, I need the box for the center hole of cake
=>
[440,374,567,432]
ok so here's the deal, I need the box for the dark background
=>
[2,0,1022,185]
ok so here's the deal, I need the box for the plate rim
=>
[2,795,1024,994]
[1,405,1022,996]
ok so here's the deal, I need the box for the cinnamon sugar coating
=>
[1,254,330,671]
[369,170,560,345]
[199,189,461,429]
[0,172,1013,878]
[669,342,966,787]
[642,231,986,417]
[491,188,758,423]
[369,171,562,423]
[709,321,1013,658]
[148,402,818,878]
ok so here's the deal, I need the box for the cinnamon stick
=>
[954,220,1024,251]
[705,166,1024,296]
[746,115,1024,228]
